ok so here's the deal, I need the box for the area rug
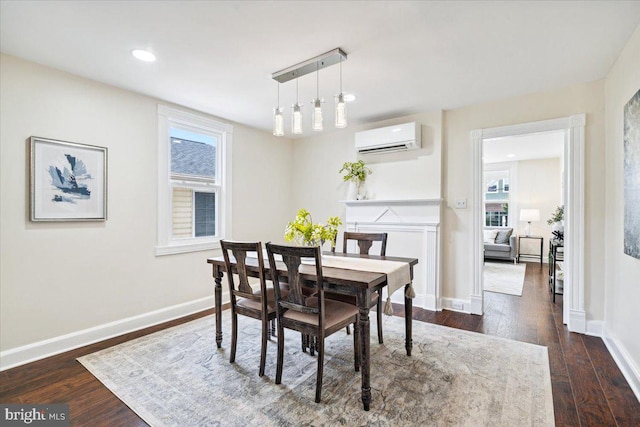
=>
[484,262,527,296]
[78,311,554,426]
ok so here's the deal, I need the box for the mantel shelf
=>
[338,198,442,206]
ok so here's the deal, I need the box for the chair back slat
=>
[221,240,267,305]
[343,232,388,256]
[266,243,324,323]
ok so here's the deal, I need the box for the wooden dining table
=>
[207,251,418,411]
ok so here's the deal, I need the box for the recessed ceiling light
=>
[507,154,516,158]
[344,93,356,102]
[131,49,156,62]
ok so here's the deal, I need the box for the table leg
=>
[213,265,223,348]
[356,287,371,411]
[404,283,413,357]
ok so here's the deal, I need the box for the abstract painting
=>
[624,89,640,259]
[30,137,107,221]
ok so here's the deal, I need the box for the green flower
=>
[284,209,342,247]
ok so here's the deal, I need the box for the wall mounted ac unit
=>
[355,122,421,155]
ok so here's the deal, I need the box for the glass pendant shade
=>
[292,103,303,134]
[273,107,284,136]
[335,93,347,128]
[312,99,323,131]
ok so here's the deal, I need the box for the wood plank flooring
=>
[1,262,639,426]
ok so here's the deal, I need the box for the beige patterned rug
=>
[484,262,527,296]
[78,311,554,426]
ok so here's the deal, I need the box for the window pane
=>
[195,192,216,237]
[172,187,193,238]
[170,127,217,178]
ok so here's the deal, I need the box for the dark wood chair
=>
[328,232,388,344]
[220,240,279,377]
[265,243,360,403]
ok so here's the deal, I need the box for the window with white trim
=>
[157,106,232,255]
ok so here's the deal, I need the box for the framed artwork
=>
[624,88,640,259]
[30,136,107,221]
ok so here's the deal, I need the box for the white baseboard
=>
[602,329,640,402]
[470,295,483,315]
[441,297,471,314]
[585,320,604,337]
[568,309,586,333]
[0,296,215,372]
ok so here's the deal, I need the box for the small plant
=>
[547,205,564,225]
[284,208,342,248]
[339,160,372,183]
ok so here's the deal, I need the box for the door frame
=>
[470,114,586,333]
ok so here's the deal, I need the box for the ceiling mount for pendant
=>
[272,48,347,83]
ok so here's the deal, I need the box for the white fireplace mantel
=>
[339,198,442,311]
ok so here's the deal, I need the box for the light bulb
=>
[335,93,347,128]
[312,99,323,131]
[273,107,284,136]
[292,103,303,134]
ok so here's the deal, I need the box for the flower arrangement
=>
[547,205,564,225]
[284,208,342,248]
[339,160,372,183]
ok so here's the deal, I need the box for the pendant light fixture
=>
[292,79,303,135]
[273,82,284,136]
[312,63,323,131]
[271,48,347,136]
[335,55,347,128]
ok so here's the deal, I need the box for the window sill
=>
[155,239,221,256]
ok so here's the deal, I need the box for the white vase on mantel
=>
[347,180,358,200]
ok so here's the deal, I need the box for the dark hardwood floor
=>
[1,262,639,426]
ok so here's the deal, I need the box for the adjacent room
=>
[1,1,640,426]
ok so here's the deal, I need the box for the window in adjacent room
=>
[157,105,232,255]
[484,170,510,227]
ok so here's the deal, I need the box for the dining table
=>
[207,250,418,411]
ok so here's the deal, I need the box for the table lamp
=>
[520,209,540,236]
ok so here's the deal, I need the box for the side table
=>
[517,235,544,265]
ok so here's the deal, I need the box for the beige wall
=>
[0,54,293,352]
[517,158,563,258]
[443,80,606,320]
[290,112,443,248]
[604,25,640,377]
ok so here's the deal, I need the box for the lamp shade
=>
[520,209,540,222]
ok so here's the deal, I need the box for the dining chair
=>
[327,232,388,344]
[265,243,360,403]
[220,240,280,377]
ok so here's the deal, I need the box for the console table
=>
[548,240,564,303]
[517,235,544,265]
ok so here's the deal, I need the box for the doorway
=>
[470,115,587,333]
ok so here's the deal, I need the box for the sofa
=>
[483,227,517,262]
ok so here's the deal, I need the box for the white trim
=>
[603,329,640,401]
[568,309,586,334]
[471,114,586,332]
[585,320,604,337]
[441,297,471,314]
[156,105,233,256]
[0,296,214,371]
[155,239,221,256]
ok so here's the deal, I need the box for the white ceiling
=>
[2,1,639,137]
[483,131,565,164]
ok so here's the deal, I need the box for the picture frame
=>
[30,136,107,221]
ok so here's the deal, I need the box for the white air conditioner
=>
[355,122,421,155]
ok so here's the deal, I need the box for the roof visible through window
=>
[170,127,216,177]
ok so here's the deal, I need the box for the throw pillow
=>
[483,229,499,244]
[495,228,513,244]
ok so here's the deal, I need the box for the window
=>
[157,106,232,255]
[484,169,510,227]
